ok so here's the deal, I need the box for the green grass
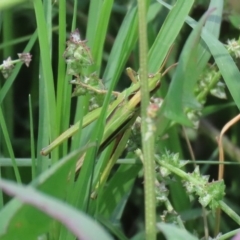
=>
[1,0,240,239]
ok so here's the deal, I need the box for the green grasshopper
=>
[40,52,174,196]
[41,68,162,157]
[40,29,175,199]
[41,30,169,160]
[40,66,173,192]
[40,68,160,196]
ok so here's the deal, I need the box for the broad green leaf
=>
[0,145,93,239]
[161,10,214,126]
[98,163,141,219]
[0,179,113,240]
[97,216,129,240]
[130,232,145,240]
[157,223,198,240]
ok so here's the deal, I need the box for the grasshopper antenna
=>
[162,62,178,76]
[158,45,175,74]
[158,45,178,76]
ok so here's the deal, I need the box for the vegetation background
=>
[0,0,240,239]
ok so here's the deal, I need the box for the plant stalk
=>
[137,1,156,239]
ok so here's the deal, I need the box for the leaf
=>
[199,180,225,210]
[97,216,129,240]
[161,9,215,126]
[0,145,94,239]
[188,22,240,113]
[149,0,194,72]
[159,0,240,120]
[0,179,113,240]
[98,164,141,219]
[157,223,198,240]
[103,4,138,88]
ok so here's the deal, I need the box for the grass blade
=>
[149,0,194,72]
[90,0,114,74]
[0,179,113,240]
[33,0,57,144]
[0,107,21,183]
[0,144,94,239]
[28,95,36,180]
[160,10,215,126]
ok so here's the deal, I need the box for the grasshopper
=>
[40,58,177,198]
[40,42,175,159]
[40,29,176,199]
[40,68,162,196]
[41,69,162,157]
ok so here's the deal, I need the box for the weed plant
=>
[0,0,240,240]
